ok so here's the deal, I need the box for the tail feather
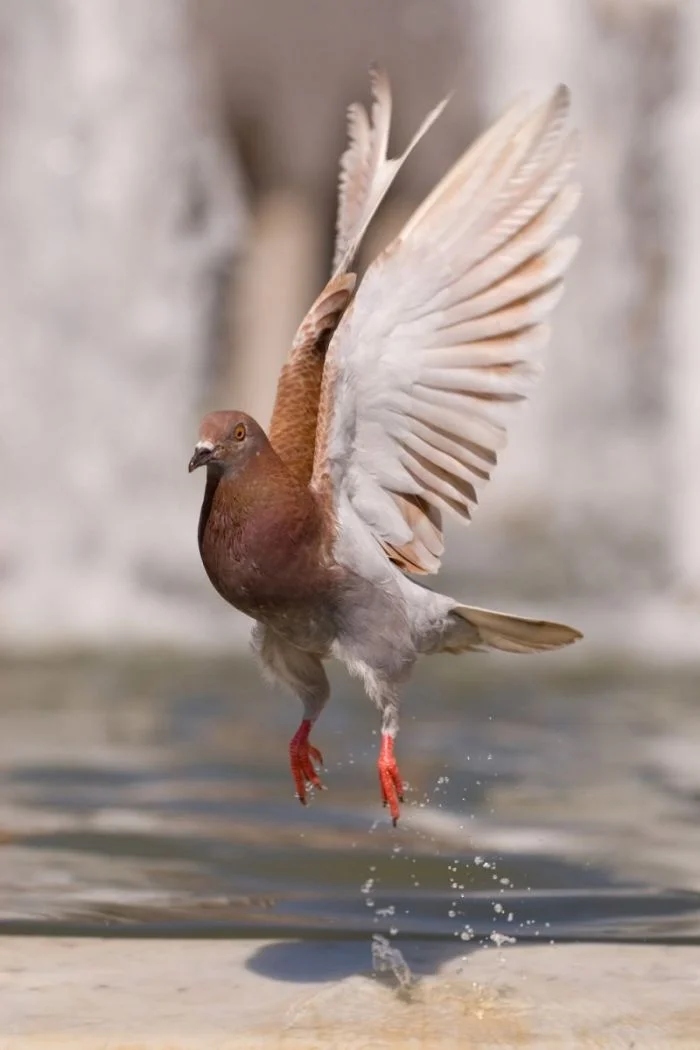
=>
[449,604,582,655]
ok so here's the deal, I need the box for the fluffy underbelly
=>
[252,600,336,653]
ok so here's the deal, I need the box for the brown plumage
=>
[194,413,330,622]
[268,274,355,487]
[190,72,583,824]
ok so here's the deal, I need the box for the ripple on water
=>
[1,658,700,942]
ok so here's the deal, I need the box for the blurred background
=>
[3,0,700,948]
[2,0,697,654]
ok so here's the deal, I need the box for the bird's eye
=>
[233,423,246,442]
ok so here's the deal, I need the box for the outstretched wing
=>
[312,86,580,574]
[268,69,447,486]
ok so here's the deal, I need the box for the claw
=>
[378,734,404,825]
[289,719,324,804]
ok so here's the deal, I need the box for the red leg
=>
[378,734,404,826]
[289,718,324,805]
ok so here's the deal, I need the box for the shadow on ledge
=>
[246,937,481,984]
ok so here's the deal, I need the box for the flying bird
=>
[190,70,582,824]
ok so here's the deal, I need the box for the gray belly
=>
[253,599,337,654]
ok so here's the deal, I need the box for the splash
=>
[371,934,413,991]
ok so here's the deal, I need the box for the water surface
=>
[1,655,700,944]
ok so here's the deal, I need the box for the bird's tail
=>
[444,603,582,655]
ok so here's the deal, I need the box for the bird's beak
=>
[188,442,214,473]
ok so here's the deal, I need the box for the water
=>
[371,935,413,990]
[2,655,700,944]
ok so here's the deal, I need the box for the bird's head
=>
[188,410,268,475]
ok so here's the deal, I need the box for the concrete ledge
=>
[2,937,699,1048]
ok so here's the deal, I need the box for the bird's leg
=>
[253,627,330,808]
[378,735,404,825]
[289,717,324,804]
[286,662,329,806]
[377,697,404,825]
[253,628,329,806]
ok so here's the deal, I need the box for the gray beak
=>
[188,442,214,473]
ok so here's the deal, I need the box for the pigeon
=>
[189,70,582,824]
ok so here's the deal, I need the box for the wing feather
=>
[333,67,449,274]
[270,69,446,486]
[313,86,580,573]
[268,273,355,484]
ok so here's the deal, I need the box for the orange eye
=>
[233,423,246,442]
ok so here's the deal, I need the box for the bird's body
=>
[190,72,583,822]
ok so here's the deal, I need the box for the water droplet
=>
[490,932,517,948]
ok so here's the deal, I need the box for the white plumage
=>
[315,84,580,576]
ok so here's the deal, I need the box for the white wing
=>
[333,66,448,276]
[313,86,580,575]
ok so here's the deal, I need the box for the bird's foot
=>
[289,718,324,804]
[378,734,404,826]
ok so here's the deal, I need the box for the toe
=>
[378,765,401,824]
[301,754,323,790]
[390,765,404,803]
[290,731,325,800]
[308,743,324,768]
[290,748,309,804]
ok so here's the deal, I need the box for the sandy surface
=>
[1,937,699,1048]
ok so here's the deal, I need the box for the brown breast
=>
[197,441,337,625]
